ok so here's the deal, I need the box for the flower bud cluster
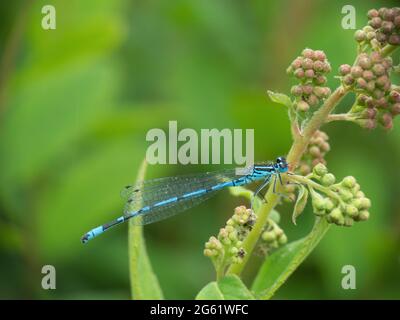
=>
[311,164,371,226]
[287,48,332,112]
[261,219,288,249]
[298,130,330,175]
[204,206,256,265]
[339,50,399,130]
[339,52,392,95]
[357,7,400,46]
[352,87,400,130]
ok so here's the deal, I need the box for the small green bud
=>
[339,188,354,202]
[329,208,345,225]
[313,163,328,176]
[324,198,335,211]
[360,197,371,209]
[228,231,237,241]
[262,231,276,242]
[345,205,358,218]
[219,228,228,238]
[354,30,366,42]
[278,234,288,245]
[321,173,336,186]
[313,197,326,210]
[342,176,356,188]
[366,31,375,41]
[229,247,238,255]
[231,257,239,264]
[236,240,243,247]
[352,198,362,209]
[274,227,284,237]
[344,216,354,227]
[204,249,214,257]
[356,191,365,198]
[358,210,370,221]
[351,183,360,195]
[270,241,279,249]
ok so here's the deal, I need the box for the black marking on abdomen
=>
[103,218,125,230]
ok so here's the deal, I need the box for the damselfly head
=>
[275,156,288,173]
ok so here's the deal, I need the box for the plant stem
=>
[381,44,398,58]
[287,86,347,169]
[326,113,355,123]
[228,187,280,275]
[228,86,347,276]
[289,174,344,204]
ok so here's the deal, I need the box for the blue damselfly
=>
[81,157,289,243]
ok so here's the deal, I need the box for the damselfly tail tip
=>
[81,233,90,244]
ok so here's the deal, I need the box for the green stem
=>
[216,263,225,281]
[381,44,398,58]
[228,188,279,275]
[289,174,345,205]
[228,86,347,276]
[326,113,356,123]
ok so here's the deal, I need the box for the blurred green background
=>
[0,0,399,299]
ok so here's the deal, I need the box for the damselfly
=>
[81,157,289,243]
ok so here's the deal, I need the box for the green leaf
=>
[195,282,224,300]
[251,218,330,299]
[267,90,293,108]
[292,185,309,225]
[196,275,255,300]
[129,160,164,300]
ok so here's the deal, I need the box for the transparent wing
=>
[130,188,218,225]
[121,168,246,225]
